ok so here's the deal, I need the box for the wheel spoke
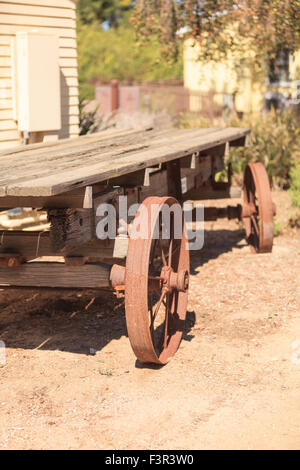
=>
[150,289,167,330]
[250,214,260,237]
[168,238,173,267]
[163,294,170,349]
[158,237,167,266]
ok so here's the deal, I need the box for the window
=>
[268,49,290,85]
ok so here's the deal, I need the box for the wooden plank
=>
[0,25,76,38]
[0,140,17,150]
[60,48,77,58]
[0,57,11,67]
[0,45,10,56]
[2,34,75,47]
[0,120,16,131]
[48,208,94,252]
[58,37,77,48]
[181,155,212,193]
[0,186,96,209]
[0,128,209,160]
[0,128,159,158]
[1,131,214,183]
[167,160,182,200]
[59,58,78,68]
[0,130,179,187]
[61,115,79,126]
[0,77,12,88]
[184,185,242,201]
[0,0,76,8]
[0,231,128,259]
[0,13,75,29]
[0,128,250,197]
[0,67,11,78]
[0,108,13,119]
[0,36,11,46]
[0,262,111,289]
[0,129,19,141]
[0,3,76,19]
[9,128,246,196]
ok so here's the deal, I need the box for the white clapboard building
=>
[0,0,79,151]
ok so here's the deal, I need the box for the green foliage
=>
[133,1,300,62]
[273,217,283,236]
[179,109,300,188]
[77,0,132,26]
[289,163,300,207]
[228,110,300,188]
[77,22,183,102]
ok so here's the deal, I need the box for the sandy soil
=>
[0,191,299,450]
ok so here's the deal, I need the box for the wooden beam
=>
[180,154,196,169]
[48,208,95,252]
[229,135,249,147]
[0,185,100,210]
[183,185,242,201]
[167,160,182,200]
[191,205,242,221]
[0,231,128,259]
[110,169,149,187]
[0,262,112,289]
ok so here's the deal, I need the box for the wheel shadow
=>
[0,228,246,359]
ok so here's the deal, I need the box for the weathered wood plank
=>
[0,128,250,198]
[0,186,95,209]
[48,208,94,252]
[0,231,128,259]
[0,262,111,289]
[0,128,211,185]
[184,185,242,201]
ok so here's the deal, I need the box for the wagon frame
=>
[0,127,275,364]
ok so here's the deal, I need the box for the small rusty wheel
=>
[125,196,190,365]
[243,162,275,253]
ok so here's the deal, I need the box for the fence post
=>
[111,80,119,112]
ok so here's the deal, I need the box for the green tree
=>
[77,0,133,26]
[77,22,183,102]
[132,1,300,61]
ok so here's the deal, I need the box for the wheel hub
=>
[160,266,189,293]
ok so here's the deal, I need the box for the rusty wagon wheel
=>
[125,196,190,365]
[243,162,275,254]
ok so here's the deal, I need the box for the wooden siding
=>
[0,0,79,150]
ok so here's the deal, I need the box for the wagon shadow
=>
[189,228,246,274]
[0,228,245,357]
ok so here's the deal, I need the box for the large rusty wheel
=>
[243,162,275,253]
[125,196,190,365]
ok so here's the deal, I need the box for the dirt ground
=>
[0,191,299,450]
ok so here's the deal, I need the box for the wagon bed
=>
[0,127,250,198]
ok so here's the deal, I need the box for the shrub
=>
[289,163,300,207]
[228,110,300,188]
[179,109,300,189]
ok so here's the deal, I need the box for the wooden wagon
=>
[0,127,275,365]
